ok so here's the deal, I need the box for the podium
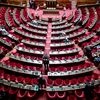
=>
[43,0,59,15]
[46,0,57,8]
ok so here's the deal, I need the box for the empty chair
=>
[24,65,30,70]
[70,78,78,85]
[67,95,77,100]
[27,90,36,99]
[66,67,72,71]
[16,63,23,69]
[16,76,24,83]
[57,91,66,99]
[54,78,64,86]
[47,91,57,99]
[49,67,56,72]
[46,78,54,86]
[64,79,71,85]
[30,78,38,85]
[92,74,99,80]
[29,66,36,71]
[0,70,4,79]
[78,77,85,84]
[72,65,79,70]
[10,75,17,82]
[3,85,9,92]
[4,73,10,81]
[57,66,66,72]
[9,87,18,95]
[84,75,91,82]
[23,77,31,84]
[35,67,42,72]
[75,89,85,99]
[16,89,27,100]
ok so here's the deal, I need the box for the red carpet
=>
[44,23,52,56]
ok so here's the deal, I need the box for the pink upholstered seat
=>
[67,95,77,100]
[47,91,57,99]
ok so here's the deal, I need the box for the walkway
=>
[42,22,52,74]
[44,23,52,56]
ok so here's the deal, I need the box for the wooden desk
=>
[43,9,59,15]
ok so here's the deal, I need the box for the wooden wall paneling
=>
[77,0,97,5]
[7,0,27,5]
[2,0,97,6]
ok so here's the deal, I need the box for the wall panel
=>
[7,0,27,5]
[1,0,97,6]
[35,0,97,6]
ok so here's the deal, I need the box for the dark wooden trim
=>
[0,3,25,8]
[78,3,100,8]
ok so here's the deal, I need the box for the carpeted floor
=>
[44,23,52,55]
